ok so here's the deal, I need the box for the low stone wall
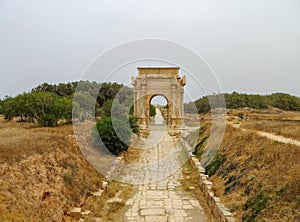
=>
[180,139,236,222]
[105,156,125,181]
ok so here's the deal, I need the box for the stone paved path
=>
[122,109,208,221]
[123,171,208,222]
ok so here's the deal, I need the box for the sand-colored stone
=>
[132,67,186,131]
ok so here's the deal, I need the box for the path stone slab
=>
[145,215,168,222]
[140,208,165,216]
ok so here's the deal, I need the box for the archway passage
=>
[132,67,186,131]
[149,95,168,125]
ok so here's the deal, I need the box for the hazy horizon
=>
[1,77,298,101]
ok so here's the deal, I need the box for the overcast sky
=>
[1,0,300,101]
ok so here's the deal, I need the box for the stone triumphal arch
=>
[132,67,186,131]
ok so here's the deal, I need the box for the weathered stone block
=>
[140,208,165,216]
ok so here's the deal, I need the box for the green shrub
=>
[243,192,269,222]
[192,136,208,158]
[129,115,139,134]
[150,104,156,117]
[205,154,226,176]
[93,117,131,155]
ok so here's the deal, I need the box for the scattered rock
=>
[70,207,81,219]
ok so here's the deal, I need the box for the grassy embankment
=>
[0,116,135,221]
[189,109,300,221]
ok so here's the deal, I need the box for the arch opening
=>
[149,95,168,125]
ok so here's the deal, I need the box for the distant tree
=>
[29,91,61,126]
[150,104,156,117]
[75,81,100,98]
[32,82,56,94]
[55,82,75,97]
[184,102,198,114]
[116,86,134,107]
[99,99,139,133]
[52,97,73,123]
[195,96,210,113]
[223,92,267,109]
[0,98,4,114]
[1,91,74,126]
[268,93,300,111]
[98,100,113,118]
[1,96,16,120]
[31,81,128,111]
[73,91,95,120]
[32,82,77,97]
[97,82,123,107]
[192,92,300,113]
[129,115,139,134]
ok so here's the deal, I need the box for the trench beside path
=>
[120,109,208,222]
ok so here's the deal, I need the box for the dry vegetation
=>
[211,126,300,221]
[2,106,299,221]
[241,120,300,141]
[200,124,300,221]
[227,107,300,121]
[0,115,135,221]
[79,181,136,221]
[227,108,300,140]
[227,107,300,140]
[187,108,300,221]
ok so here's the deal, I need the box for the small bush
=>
[225,175,236,185]
[93,117,131,155]
[63,172,74,186]
[192,136,208,158]
[243,192,269,222]
[205,154,226,176]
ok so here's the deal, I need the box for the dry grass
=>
[81,181,136,221]
[208,125,300,221]
[187,109,300,221]
[0,115,139,221]
[227,107,300,121]
[0,116,74,163]
[123,146,141,163]
[0,115,107,221]
[241,120,300,140]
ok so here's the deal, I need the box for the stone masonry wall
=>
[180,139,236,222]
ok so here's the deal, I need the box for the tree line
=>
[0,81,142,156]
[185,92,300,113]
[0,81,132,126]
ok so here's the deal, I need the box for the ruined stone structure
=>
[132,67,186,131]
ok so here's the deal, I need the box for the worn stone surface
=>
[122,110,208,221]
